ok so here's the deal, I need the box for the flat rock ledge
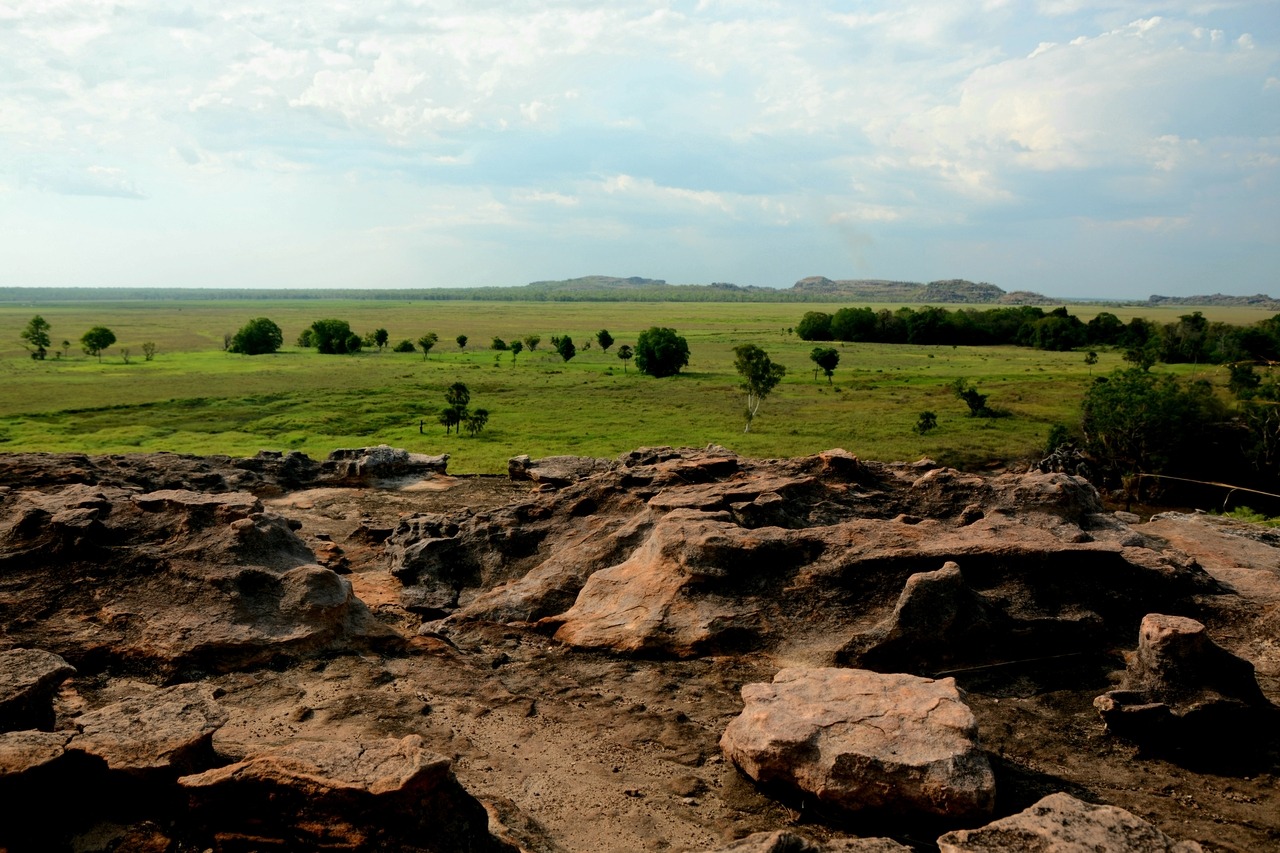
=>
[720,667,995,823]
[707,831,911,852]
[0,648,76,732]
[936,791,1203,852]
[180,735,517,852]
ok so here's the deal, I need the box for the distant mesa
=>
[1148,293,1280,311]
[790,276,1055,305]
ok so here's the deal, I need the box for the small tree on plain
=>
[464,408,489,437]
[60,340,71,359]
[142,341,157,361]
[809,347,840,384]
[394,339,415,353]
[634,327,689,378]
[20,315,51,360]
[556,336,576,362]
[374,328,389,351]
[510,340,523,362]
[229,318,284,355]
[81,326,116,362]
[120,347,131,364]
[491,337,509,351]
[456,334,468,350]
[418,332,439,360]
[596,329,614,352]
[617,344,633,373]
[733,343,786,433]
[523,334,540,352]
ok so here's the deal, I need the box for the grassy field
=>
[0,299,1257,474]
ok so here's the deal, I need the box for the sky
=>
[1,1,1277,299]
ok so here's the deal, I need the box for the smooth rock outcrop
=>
[721,668,995,822]
[1094,614,1275,752]
[71,683,227,777]
[180,735,517,852]
[508,453,616,486]
[0,648,76,731]
[936,792,1203,852]
[323,445,449,482]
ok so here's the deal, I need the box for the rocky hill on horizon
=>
[0,445,1276,851]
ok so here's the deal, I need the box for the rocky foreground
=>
[0,445,1276,851]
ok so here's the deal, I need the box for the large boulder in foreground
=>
[721,668,994,823]
[936,791,1203,852]
[71,683,227,778]
[180,735,517,852]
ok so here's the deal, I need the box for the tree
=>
[142,341,157,361]
[596,329,614,352]
[463,408,490,437]
[523,334,540,351]
[796,311,834,341]
[418,332,438,360]
[120,347,131,364]
[951,377,994,418]
[309,319,361,354]
[914,411,938,435]
[634,327,689,378]
[491,337,509,351]
[374,328,389,352]
[20,315,51,360]
[393,339,416,353]
[59,340,71,359]
[228,318,284,355]
[81,326,116,362]
[733,344,786,433]
[617,344,633,373]
[456,334,468,350]
[510,340,524,361]
[556,336,577,362]
[809,347,840,384]
[297,328,314,347]
[440,382,471,435]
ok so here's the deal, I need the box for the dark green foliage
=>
[617,344,633,373]
[951,377,995,418]
[309,319,361,354]
[733,343,786,432]
[393,339,416,353]
[417,332,438,360]
[80,326,116,362]
[21,315,51,360]
[491,337,509,351]
[523,334,540,351]
[634,327,690,378]
[1080,368,1226,480]
[228,318,284,355]
[809,347,840,383]
[373,328,389,351]
[296,328,314,347]
[456,334,468,349]
[463,408,489,437]
[796,311,833,341]
[1045,423,1071,454]
[914,411,937,435]
[556,336,576,362]
[440,382,472,435]
[596,329,614,352]
[510,340,523,360]
[830,307,876,341]
[142,341,157,361]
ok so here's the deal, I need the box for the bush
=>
[393,339,416,353]
[228,318,284,355]
[634,327,690,378]
[796,311,833,341]
[309,319,361,354]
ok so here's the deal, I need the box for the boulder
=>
[0,648,76,731]
[323,445,448,482]
[70,683,226,777]
[179,735,517,852]
[936,791,1203,852]
[707,832,911,852]
[1094,614,1275,753]
[508,454,616,486]
[721,668,995,823]
[0,729,72,781]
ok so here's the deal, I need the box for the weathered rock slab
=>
[180,735,516,852]
[0,648,76,731]
[71,683,226,776]
[721,667,995,822]
[936,791,1203,852]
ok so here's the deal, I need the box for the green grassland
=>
[0,300,1256,474]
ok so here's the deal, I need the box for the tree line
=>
[797,305,1280,364]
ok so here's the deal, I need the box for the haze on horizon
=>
[1,1,1277,300]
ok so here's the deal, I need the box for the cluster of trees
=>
[437,383,488,437]
[20,316,155,363]
[797,305,1280,363]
